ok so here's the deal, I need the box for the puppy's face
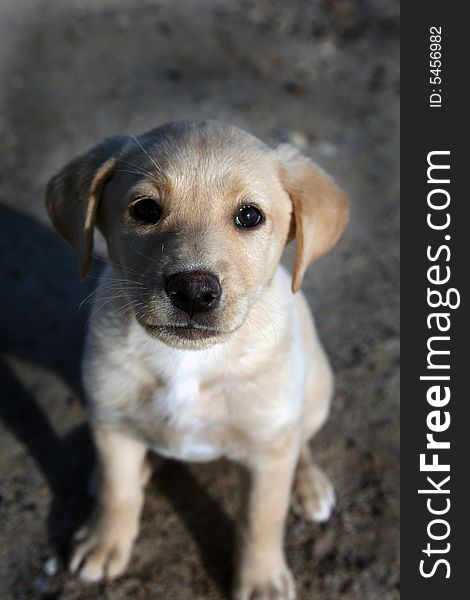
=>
[46,120,348,350]
[98,126,291,348]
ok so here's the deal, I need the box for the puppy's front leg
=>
[70,427,148,582]
[234,435,299,600]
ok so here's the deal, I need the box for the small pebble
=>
[271,128,309,149]
[43,557,58,577]
[288,130,309,149]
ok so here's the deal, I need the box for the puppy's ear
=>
[277,144,349,293]
[45,135,129,279]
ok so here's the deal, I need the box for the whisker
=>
[113,168,154,178]
[252,301,301,328]
[88,294,134,315]
[91,254,150,280]
[85,296,142,331]
[245,314,275,347]
[129,243,162,267]
[78,282,145,310]
[117,157,155,178]
[116,157,155,178]
[127,131,161,172]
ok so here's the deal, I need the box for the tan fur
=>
[277,144,349,293]
[46,120,348,599]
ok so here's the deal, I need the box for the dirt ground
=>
[0,1,399,598]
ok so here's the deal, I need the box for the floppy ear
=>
[45,135,129,279]
[277,144,349,293]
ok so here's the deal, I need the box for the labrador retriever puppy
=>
[46,119,348,600]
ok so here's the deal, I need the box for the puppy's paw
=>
[292,462,336,523]
[233,563,296,600]
[69,516,137,582]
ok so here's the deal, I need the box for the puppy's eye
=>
[235,205,263,228]
[130,198,162,224]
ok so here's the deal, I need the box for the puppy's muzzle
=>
[165,271,221,317]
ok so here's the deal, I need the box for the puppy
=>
[46,120,348,600]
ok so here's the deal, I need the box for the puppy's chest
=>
[144,354,230,462]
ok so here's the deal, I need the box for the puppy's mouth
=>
[144,323,222,341]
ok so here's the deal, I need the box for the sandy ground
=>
[0,1,399,598]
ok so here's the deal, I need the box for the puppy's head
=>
[46,120,348,349]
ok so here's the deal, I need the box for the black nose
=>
[165,271,221,316]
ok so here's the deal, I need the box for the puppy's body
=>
[46,120,348,599]
[84,264,331,465]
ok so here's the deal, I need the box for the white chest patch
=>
[147,345,226,462]
[154,375,201,427]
